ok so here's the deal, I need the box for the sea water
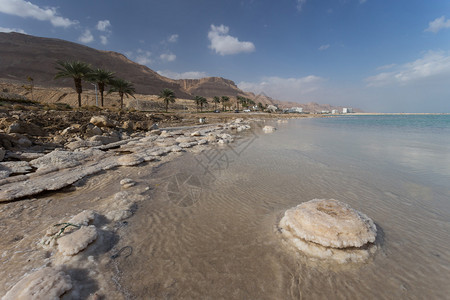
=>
[115,115,450,299]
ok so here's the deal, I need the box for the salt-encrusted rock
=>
[57,225,98,256]
[30,150,88,171]
[160,130,173,138]
[179,142,197,148]
[90,115,112,127]
[191,131,202,137]
[234,118,244,123]
[89,135,120,145]
[117,154,144,166]
[262,125,276,133]
[2,267,72,300]
[206,133,217,142]
[106,209,133,222]
[197,139,208,145]
[280,199,376,248]
[170,145,183,152]
[120,178,136,188]
[176,136,196,143]
[217,139,228,145]
[279,199,377,262]
[0,161,32,174]
[68,210,95,226]
[66,140,102,150]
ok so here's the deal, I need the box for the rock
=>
[150,129,161,135]
[117,154,144,166]
[122,120,134,130]
[61,126,79,136]
[234,118,244,123]
[175,136,196,144]
[0,147,5,161]
[86,125,103,137]
[90,115,112,127]
[160,130,173,138]
[262,125,276,133]
[106,210,133,221]
[197,139,208,145]
[179,142,197,148]
[191,131,202,137]
[68,210,95,226]
[0,161,33,175]
[2,267,72,300]
[7,121,46,136]
[279,199,377,262]
[7,122,21,134]
[120,178,136,188]
[57,225,98,256]
[30,150,88,171]
[170,145,183,152]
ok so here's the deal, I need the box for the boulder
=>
[30,150,88,171]
[89,115,113,127]
[2,267,72,300]
[117,154,144,166]
[0,147,5,161]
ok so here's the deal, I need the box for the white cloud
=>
[425,16,450,33]
[366,51,450,87]
[160,53,176,62]
[0,26,26,33]
[0,0,77,27]
[296,0,307,11]
[96,20,111,32]
[238,75,325,101]
[157,70,207,80]
[78,29,94,43]
[168,34,178,43]
[208,24,255,55]
[318,44,330,51]
[100,35,108,45]
[134,49,152,65]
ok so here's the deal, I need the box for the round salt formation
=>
[279,199,377,263]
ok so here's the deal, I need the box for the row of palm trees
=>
[54,60,135,109]
[54,60,264,113]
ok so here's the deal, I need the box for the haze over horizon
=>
[0,0,449,113]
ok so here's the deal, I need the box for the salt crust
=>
[281,199,377,248]
[1,267,72,300]
[262,125,276,133]
[57,225,98,256]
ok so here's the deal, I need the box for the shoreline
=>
[0,115,282,298]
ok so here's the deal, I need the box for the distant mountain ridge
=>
[0,32,359,112]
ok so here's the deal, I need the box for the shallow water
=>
[111,115,450,299]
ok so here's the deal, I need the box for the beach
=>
[1,114,449,299]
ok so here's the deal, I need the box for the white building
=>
[288,107,303,113]
[342,107,353,114]
[331,109,339,114]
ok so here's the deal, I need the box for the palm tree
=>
[237,96,248,111]
[108,78,136,109]
[159,88,176,112]
[194,96,208,112]
[258,102,264,111]
[55,60,92,107]
[221,96,230,112]
[213,96,220,111]
[88,68,115,107]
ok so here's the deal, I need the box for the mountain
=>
[0,32,359,112]
[0,32,191,99]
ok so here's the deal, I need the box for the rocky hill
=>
[0,32,191,98]
[0,32,358,112]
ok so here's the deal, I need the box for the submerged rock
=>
[57,225,98,256]
[2,267,72,300]
[279,199,377,263]
[262,125,276,133]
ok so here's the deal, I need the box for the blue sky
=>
[1,0,450,112]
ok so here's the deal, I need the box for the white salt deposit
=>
[57,225,98,256]
[279,199,377,262]
[2,267,72,300]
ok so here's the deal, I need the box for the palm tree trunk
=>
[77,93,81,107]
[120,93,124,109]
[165,100,168,112]
[100,92,104,107]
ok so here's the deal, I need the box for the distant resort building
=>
[288,107,303,113]
[331,109,339,114]
[342,107,354,114]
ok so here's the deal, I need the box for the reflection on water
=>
[115,117,450,299]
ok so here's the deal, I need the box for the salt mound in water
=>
[279,199,377,263]
[2,267,72,300]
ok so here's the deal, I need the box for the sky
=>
[1,0,450,112]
